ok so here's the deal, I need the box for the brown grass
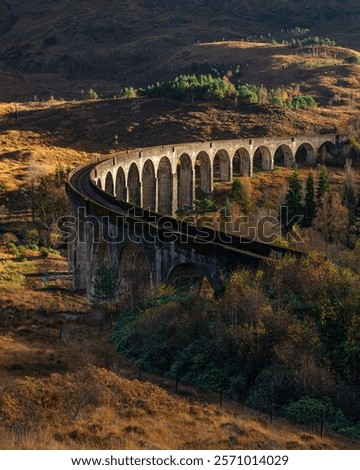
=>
[0,365,346,450]
[0,244,357,450]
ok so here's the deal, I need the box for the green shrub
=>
[283,396,347,430]
[345,55,360,64]
[27,244,39,251]
[40,247,49,258]
[6,242,17,254]
[87,88,99,99]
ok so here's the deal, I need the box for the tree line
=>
[284,164,360,246]
[117,73,317,109]
[111,250,360,439]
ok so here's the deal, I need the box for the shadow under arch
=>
[253,146,272,171]
[233,147,251,177]
[167,263,215,298]
[177,153,193,210]
[274,144,294,167]
[127,162,141,206]
[142,159,156,210]
[213,149,231,182]
[105,171,114,196]
[118,243,152,306]
[158,156,173,214]
[317,141,338,166]
[115,167,126,201]
[295,143,315,165]
[195,150,211,196]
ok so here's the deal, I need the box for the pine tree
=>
[303,171,316,227]
[228,179,251,215]
[284,165,304,228]
[317,166,330,201]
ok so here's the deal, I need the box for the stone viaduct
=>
[67,134,340,301]
[92,134,339,215]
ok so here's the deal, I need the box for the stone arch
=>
[233,148,251,177]
[317,141,338,166]
[118,243,152,305]
[97,178,102,189]
[89,227,109,297]
[274,144,295,167]
[127,162,141,206]
[142,159,156,210]
[167,264,214,298]
[195,150,211,196]
[115,167,126,201]
[253,146,272,171]
[177,153,193,210]
[105,171,114,196]
[213,149,231,182]
[295,143,315,165]
[157,156,173,214]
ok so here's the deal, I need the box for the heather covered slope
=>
[0,0,359,100]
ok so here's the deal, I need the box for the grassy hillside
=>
[0,245,355,450]
[0,97,353,194]
[0,1,359,100]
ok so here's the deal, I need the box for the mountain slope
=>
[0,0,359,100]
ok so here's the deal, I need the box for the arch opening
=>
[317,141,338,166]
[158,156,173,214]
[233,148,251,177]
[295,143,315,166]
[177,153,193,210]
[118,244,151,305]
[97,178,102,189]
[167,264,214,299]
[142,160,156,210]
[127,163,141,206]
[105,171,114,196]
[213,149,231,182]
[253,146,272,171]
[274,144,294,168]
[115,167,126,201]
[195,151,211,197]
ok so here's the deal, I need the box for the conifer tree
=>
[284,165,304,228]
[303,171,316,227]
[228,179,251,215]
[317,166,330,201]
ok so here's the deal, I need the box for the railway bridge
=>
[67,134,340,300]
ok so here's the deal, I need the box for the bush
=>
[27,244,39,251]
[284,396,348,428]
[24,229,40,246]
[345,55,360,64]
[39,247,49,258]
[87,88,99,99]
[6,242,18,255]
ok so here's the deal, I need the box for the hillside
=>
[0,97,355,196]
[0,1,359,101]
[0,245,354,450]
[1,0,360,452]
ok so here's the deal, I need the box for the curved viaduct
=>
[93,134,339,215]
[67,134,340,301]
